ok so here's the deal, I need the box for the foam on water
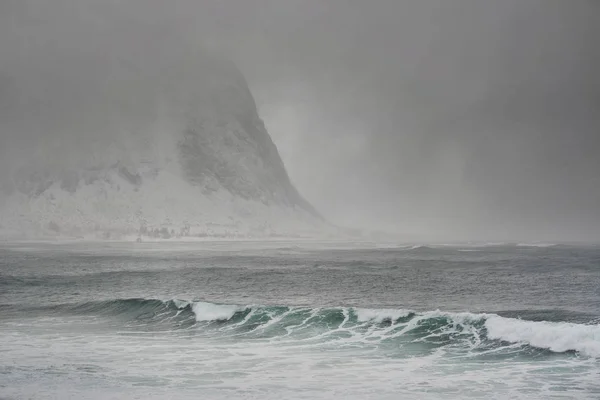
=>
[27,298,600,358]
[187,302,600,357]
[354,307,412,323]
[191,301,247,321]
[3,240,600,399]
[485,315,600,357]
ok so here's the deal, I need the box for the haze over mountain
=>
[0,6,324,239]
[1,0,599,242]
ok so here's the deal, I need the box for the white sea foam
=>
[355,308,600,357]
[171,299,190,309]
[354,308,412,323]
[191,302,246,321]
[485,316,600,357]
[172,299,600,358]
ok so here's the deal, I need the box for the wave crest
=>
[191,301,247,321]
[485,316,600,356]
[33,298,600,357]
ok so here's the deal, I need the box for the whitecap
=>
[191,301,247,322]
[354,308,412,323]
[485,316,600,357]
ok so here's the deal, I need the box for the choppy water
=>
[1,241,599,399]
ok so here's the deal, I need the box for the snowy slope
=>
[0,55,328,240]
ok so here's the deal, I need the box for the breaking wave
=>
[191,301,247,321]
[28,298,600,357]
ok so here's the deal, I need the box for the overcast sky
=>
[1,0,599,241]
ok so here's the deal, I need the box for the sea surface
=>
[1,241,599,399]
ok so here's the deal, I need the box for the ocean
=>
[1,241,599,399]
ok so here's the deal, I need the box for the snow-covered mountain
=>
[0,54,327,240]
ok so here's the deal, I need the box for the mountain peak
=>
[0,52,324,240]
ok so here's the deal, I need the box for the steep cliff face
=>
[0,55,324,240]
[174,59,319,216]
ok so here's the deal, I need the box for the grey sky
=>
[1,0,599,241]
